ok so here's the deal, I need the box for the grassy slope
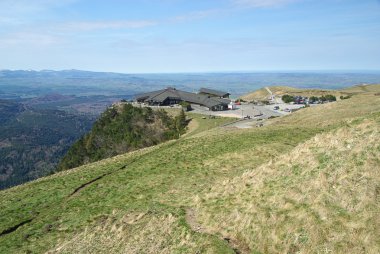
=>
[0,93,379,253]
[340,84,380,96]
[240,84,380,101]
[196,113,380,253]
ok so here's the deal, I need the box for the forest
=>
[0,100,95,189]
[57,104,187,171]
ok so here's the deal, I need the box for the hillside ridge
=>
[57,103,187,171]
[239,83,380,101]
[0,89,379,253]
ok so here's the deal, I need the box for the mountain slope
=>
[0,100,95,189]
[239,84,380,101]
[0,92,379,253]
[0,100,25,123]
[196,115,380,253]
[57,103,187,171]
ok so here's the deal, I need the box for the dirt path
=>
[185,208,206,233]
[185,208,250,254]
[182,118,199,137]
[265,86,273,96]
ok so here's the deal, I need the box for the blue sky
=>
[0,0,379,73]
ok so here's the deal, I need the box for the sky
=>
[0,0,379,73]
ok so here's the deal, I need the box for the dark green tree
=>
[309,96,319,103]
[179,101,192,111]
[175,109,187,133]
[324,94,336,101]
[282,95,294,103]
[57,105,188,171]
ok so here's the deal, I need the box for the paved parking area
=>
[190,103,309,129]
[131,101,306,122]
[190,103,294,119]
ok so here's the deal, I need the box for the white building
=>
[228,102,236,110]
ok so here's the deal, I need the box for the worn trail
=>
[0,219,33,237]
[185,208,249,254]
[67,141,180,198]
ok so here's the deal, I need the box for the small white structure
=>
[228,102,236,110]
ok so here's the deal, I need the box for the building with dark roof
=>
[199,88,230,98]
[135,87,230,111]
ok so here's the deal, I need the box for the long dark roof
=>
[135,88,230,108]
[199,88,230,97]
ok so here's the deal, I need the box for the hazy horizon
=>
[2,69,380,75]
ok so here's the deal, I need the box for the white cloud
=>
[232,0,298,8]
[0,32,62,47]
[170,8,225,22]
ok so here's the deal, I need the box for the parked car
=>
[274,105,280,110]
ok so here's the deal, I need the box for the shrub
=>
[179,101,192,111]
[324,94,336,101]
[175,109,187,134]
[282,95,294,103]
[309,96,319,103]
[340,95,351,100]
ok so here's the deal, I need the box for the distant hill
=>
[0,100,95,189]
[0,86,379,253]
[239,84,380,101]
[27,93,75,104]
[0,99,25,123]
[2,70,380,100]
[57,103,187,171]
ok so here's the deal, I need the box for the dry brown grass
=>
[271,93,380,128]
[240,84,380,102]
[195,118,380,253]
[48,209,234,254]
[341,84,380,94]
[49,211,184,254]
[240,86,343,101]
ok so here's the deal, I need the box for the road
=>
[222,119,263,129]
[265,86,273,97]
[191,103,284,119]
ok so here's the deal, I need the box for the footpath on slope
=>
[185,207,250,254]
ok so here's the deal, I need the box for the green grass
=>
[0,93,379,253]
[184,112,237,137]
[195,111,380,253]
[0,119,316,253]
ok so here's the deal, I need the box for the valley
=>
[0,100,95,189]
